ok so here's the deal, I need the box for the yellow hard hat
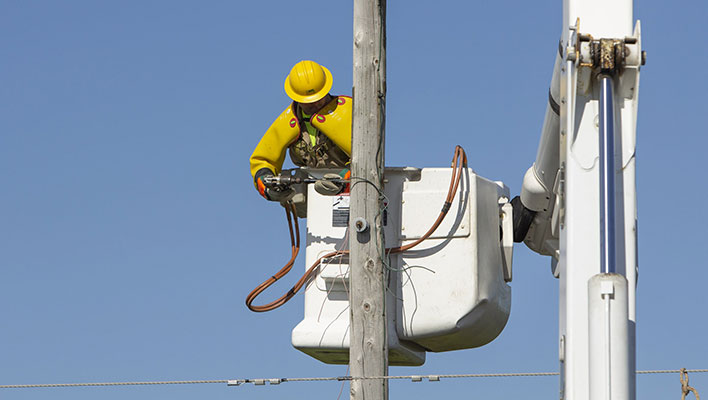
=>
[284,60,333,103]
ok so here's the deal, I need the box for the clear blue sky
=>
[1,1,706,399]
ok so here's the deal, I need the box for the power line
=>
[0,380,228,389]
[2,369,707,389]
[638,369,708,375]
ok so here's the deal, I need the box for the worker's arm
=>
[249,105,301,191]
[312,96,352,155]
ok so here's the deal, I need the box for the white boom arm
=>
[517,0,643,399]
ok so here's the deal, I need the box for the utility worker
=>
[250,60,351,206]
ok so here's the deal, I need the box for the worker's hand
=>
[256,170,294,202]
[265,186,294,202]
[314,173,345,196]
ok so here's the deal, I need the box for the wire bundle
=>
[245,145,467,312]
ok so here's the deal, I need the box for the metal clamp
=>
[572,22,645,74]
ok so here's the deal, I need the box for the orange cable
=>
[246,145,467,312]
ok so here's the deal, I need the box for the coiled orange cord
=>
[245,145,468,312]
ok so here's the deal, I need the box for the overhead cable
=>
[2,369,707,389]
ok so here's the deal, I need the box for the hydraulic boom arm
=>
[516,1,644,399]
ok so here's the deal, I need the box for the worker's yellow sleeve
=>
[312,96,352,156]
[249,105,300,186]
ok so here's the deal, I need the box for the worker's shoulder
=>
[265,103,299,132]
[318,95,352,117]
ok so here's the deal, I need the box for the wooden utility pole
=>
[350,0,387,399]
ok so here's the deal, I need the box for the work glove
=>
[256,170,294,202]
[314,173,346,196]
[265,186,294,202]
